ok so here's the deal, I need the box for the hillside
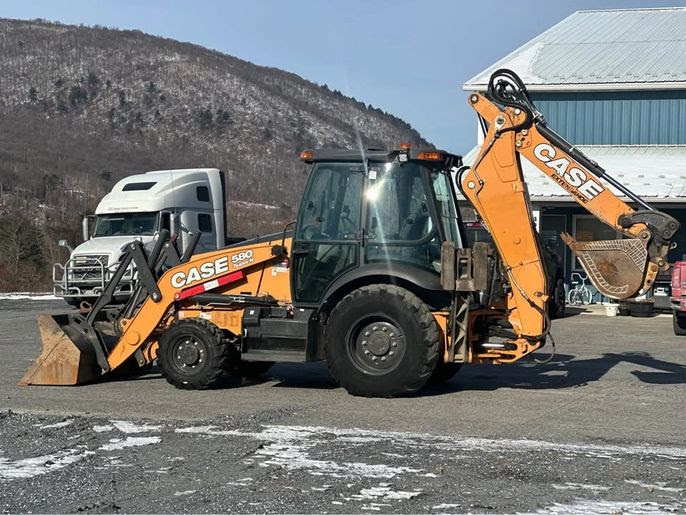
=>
[0,18,430,290]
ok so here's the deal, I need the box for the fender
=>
[313,263,449,312]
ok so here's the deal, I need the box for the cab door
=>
[291,163,364,305]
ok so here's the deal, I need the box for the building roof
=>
[464,8,686,92]
[462,145,686,202]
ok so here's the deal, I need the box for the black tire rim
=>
[170,335,207,377]
[347,317,406,375]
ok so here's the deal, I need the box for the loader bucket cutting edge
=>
[18,314,101,386]
[561,232,648,300]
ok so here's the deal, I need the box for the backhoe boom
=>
[459,69,679,362]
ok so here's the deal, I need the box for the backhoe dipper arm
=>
[459,69,679,362]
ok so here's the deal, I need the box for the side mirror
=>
[58,239,74,254]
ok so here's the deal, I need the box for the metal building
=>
[463,7,686,302]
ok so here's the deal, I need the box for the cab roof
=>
[302,147,462,168]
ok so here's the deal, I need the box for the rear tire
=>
[157,319,229,390]
[673,312,686,336]
[325,285,439,397]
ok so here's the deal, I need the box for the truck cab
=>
[54,168,227,306]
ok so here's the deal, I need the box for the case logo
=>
[533,143,605,201]
[170,256,229,288]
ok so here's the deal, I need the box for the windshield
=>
[93,212,158,237]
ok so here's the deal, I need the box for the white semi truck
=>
[54,168,229,306]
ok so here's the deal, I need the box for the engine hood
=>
[72,235,155,259]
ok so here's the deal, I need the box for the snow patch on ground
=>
[175,423,686,483]
[0,448,93,480]
[174,490,197,496]
[39,420,74,429]
[348,485,422,501]
[177,424,422,479]
[175,425,235,436]
[551,482,611,492]
[625,479,684,493]
[110,420,162,434]
[99,436,161,451]
[267,425,686,461]
[0,292,59,301]
[527,500,685,514]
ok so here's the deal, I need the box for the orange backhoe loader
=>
[20,69,680,397]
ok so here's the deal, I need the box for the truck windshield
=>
[93,212,158,237]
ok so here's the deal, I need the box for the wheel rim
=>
[347,318,406,375]
[170,336,206,375]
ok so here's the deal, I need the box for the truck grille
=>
[69,254,110,283]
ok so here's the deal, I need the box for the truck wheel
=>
[157,319,229,389]
[673,312,686,336]
[427,361,462,386]
[548,278,566,319]
[325,285,439,397]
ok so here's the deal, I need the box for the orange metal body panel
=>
[432,311,450,362]
[107,236,293,370]
[461,96,547,362]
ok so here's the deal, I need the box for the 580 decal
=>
[231,250,254,269]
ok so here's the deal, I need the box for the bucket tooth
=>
[561,233,648,300]
[18,314,101,386]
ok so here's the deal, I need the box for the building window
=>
[572,215,623,270]
[196,186,210,202]
[198,214,212,233]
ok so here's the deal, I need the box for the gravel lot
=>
[1,298,685,513]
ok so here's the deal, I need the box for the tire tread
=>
[325,284,439,397]
[157,318,229,390]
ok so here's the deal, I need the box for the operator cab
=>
[293,146,464,307]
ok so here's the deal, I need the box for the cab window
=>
[295,163,364,241]
[364,162,442,271]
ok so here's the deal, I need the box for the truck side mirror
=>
[58,239,74,253]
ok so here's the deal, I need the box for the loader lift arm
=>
[458,69,680,363]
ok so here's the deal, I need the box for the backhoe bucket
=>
[561,233,648,300]
[18,314,101,386]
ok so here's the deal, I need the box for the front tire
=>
[325,285,439,397]
[157,318,229,390]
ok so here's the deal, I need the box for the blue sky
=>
[3,0,685,154]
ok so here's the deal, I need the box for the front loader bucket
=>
[18,314,101,386]
[561,233,648,300]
